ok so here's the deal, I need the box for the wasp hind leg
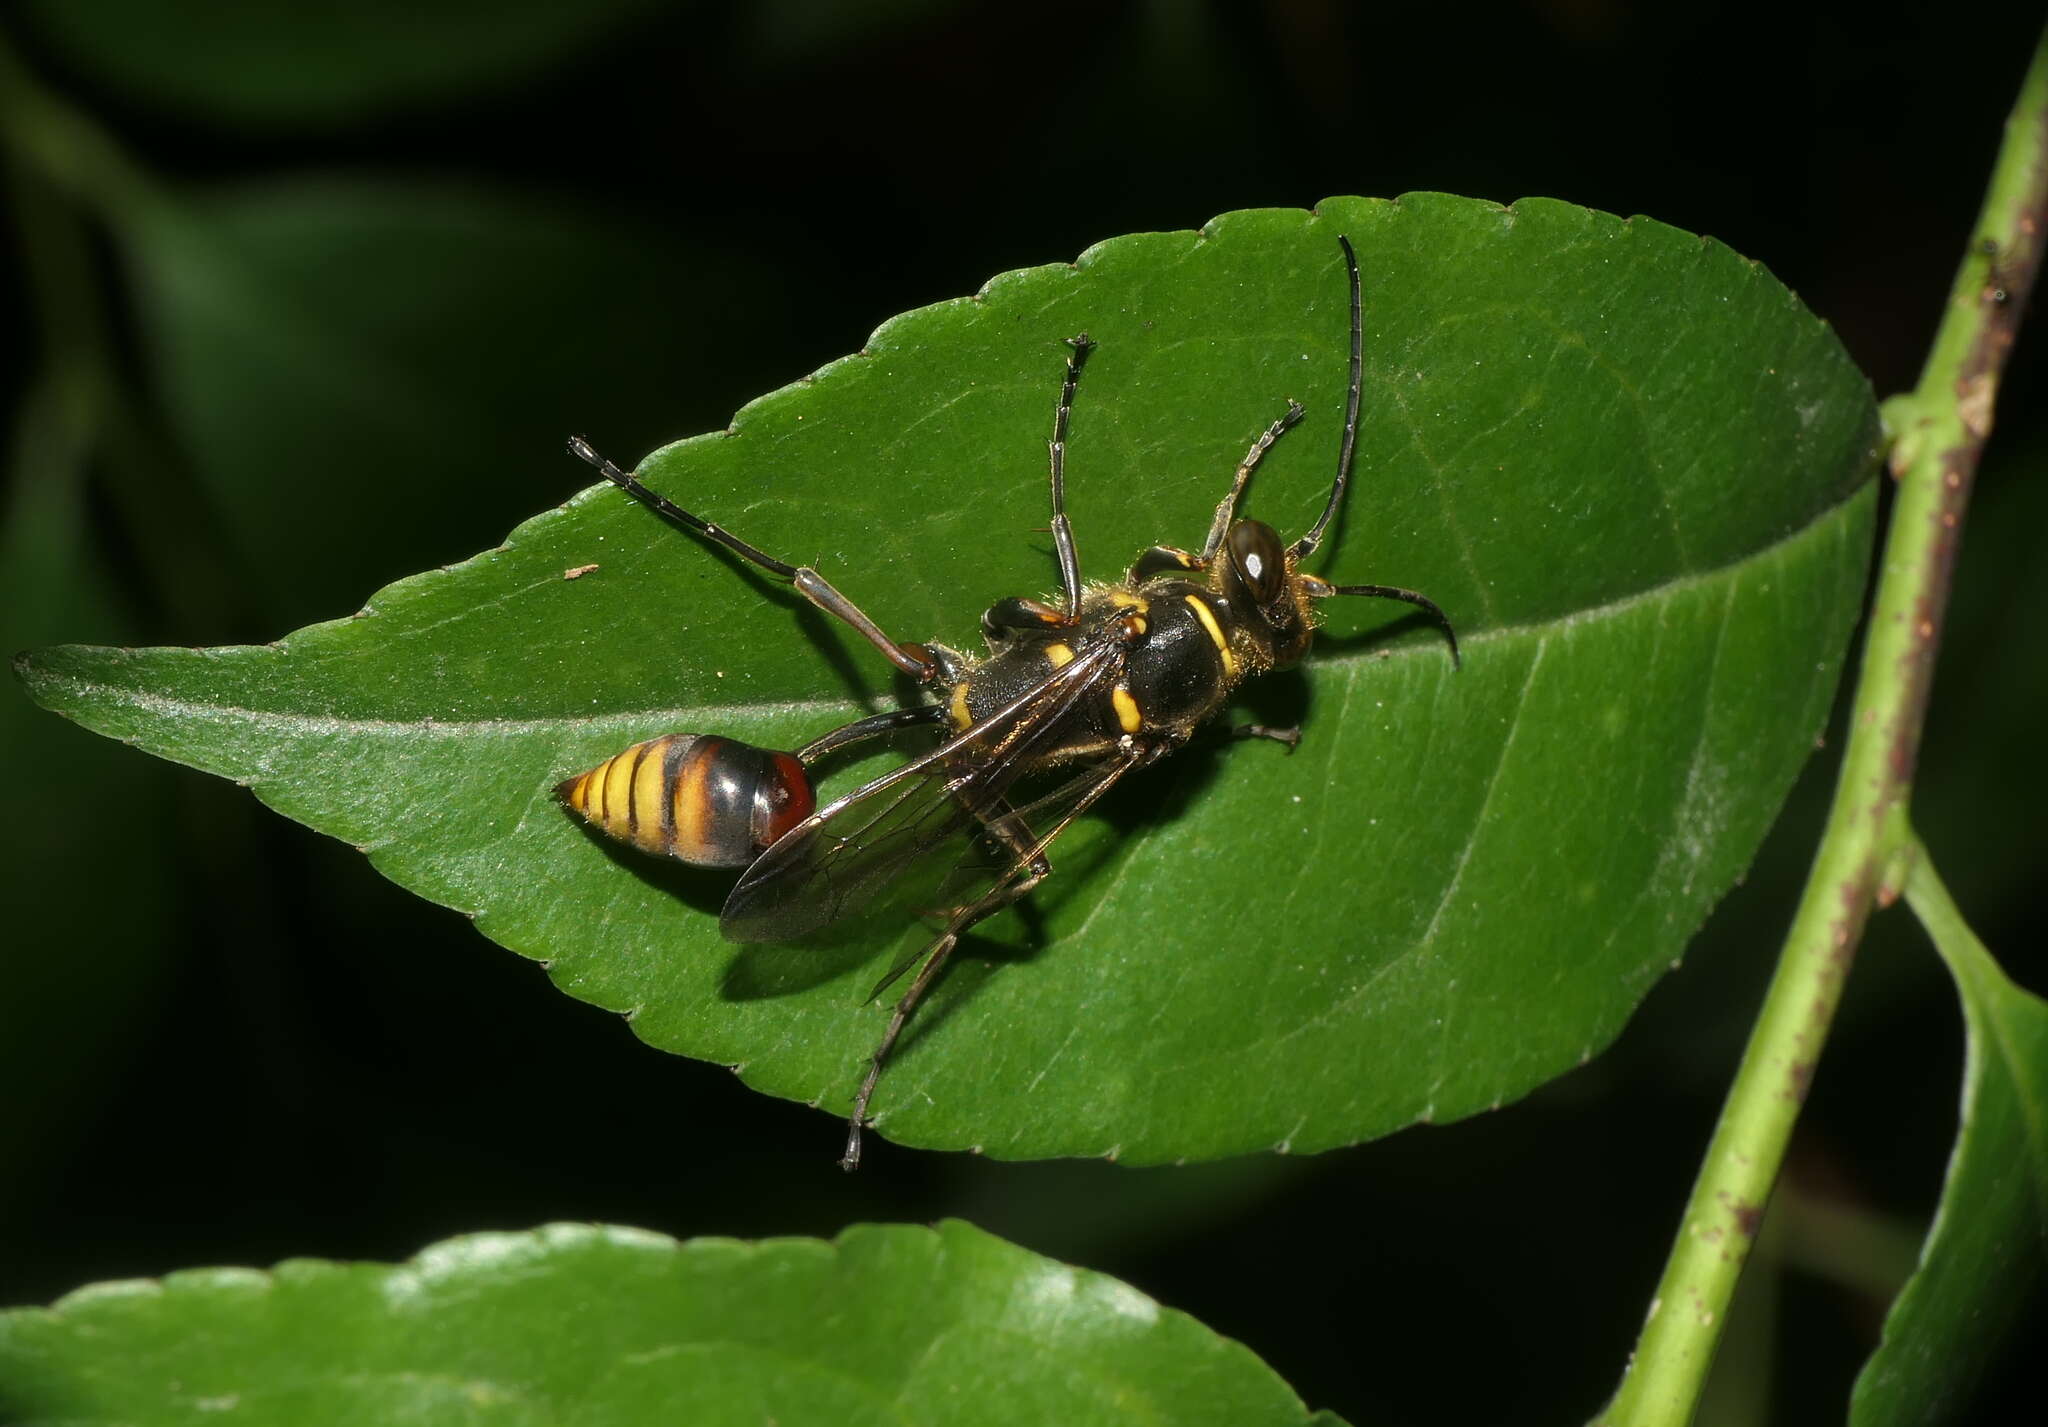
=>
[568,436,941,681]
[841,852,1049,1172]
[839,746,1146,1171]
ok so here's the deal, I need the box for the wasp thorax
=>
[557,733,814,868]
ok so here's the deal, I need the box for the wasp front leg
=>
[1128,545,1203,581]
[982,596,1075,641]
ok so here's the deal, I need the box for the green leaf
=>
[0,1219,1340,1425]
[16,0,664,128]
[1850,880,2048,1424]
[15,194,1881,1163]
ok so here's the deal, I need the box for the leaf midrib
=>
[24,477,1865,749]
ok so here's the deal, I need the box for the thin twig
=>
[1598,22,2048,1426]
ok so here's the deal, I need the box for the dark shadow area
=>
[569,810,735,920]
[1314,608,1462,664]
[719,924,900,1001]
[675,540,901,715]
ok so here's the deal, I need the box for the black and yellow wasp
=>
[558,235,1458,1169]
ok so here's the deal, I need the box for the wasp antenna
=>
[1290,234,1363,561]
[1311,578,1461,670]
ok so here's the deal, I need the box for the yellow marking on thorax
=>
[949,680,974,730]
[1108,590,1150,612]
[1111,683,1143,734]
[1182,593,1238,680]
[1045,642,1075,669]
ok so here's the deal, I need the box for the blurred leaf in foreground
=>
[0,1219,1342,1426]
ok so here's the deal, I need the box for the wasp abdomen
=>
[557,733,814,868]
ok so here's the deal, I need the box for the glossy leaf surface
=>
[16,194,1881,1162]
[0,1219,1341,1425]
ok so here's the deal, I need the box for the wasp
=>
[558,235,1458,1169]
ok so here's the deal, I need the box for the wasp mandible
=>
[559,235,1459,1169]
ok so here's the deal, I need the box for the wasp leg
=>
[1197,400,1305,562]
[1046,335,1094,620]
[982,596,1073,640]
[1300,574,1461,670]
[842,858,1043,1172]
[1232,723,1302,752]
[795,704,947,764]
[840,743,1146,1171]
[568,436,939,681]
[1129,545,1201,581]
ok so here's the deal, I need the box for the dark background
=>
[2,2,2042,1423]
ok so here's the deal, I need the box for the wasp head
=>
[1215,518,1318,670]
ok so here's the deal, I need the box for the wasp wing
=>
[719,638,1127,945]
[859,743,1149,999]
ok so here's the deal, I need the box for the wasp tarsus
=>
[559,232,1459,1169]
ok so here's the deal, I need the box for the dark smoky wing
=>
[721,753,976,945]
[720,641,1124,945]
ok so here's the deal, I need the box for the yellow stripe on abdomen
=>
[630,739,669,852]
[602,745,638,833]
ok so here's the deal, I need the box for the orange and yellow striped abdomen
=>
[556,733,814,869]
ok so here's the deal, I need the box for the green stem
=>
[1599,22,2048,1427]
[1899,836,2002,1003]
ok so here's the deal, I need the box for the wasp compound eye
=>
[558,734,815,868]
[1226,520,1288,606]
